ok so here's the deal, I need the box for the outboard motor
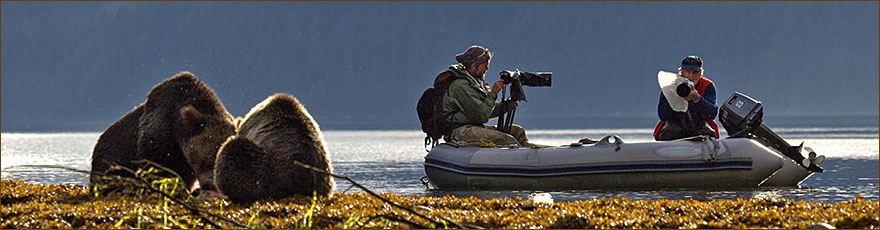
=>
[719,92,823,172]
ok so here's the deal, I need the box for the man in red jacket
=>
[654,55,720,141]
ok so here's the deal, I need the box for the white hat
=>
[657,70,688,112]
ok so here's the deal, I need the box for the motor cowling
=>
[720,91,764,137]
[719,92,823,172]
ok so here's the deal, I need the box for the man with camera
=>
[441,45,530,146]
[654,55,720,141]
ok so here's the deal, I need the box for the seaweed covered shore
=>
[1,179,877,229]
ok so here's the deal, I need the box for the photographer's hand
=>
[491,80,504,94]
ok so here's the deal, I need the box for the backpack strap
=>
[425,136,436,152]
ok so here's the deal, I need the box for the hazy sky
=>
[2,2,878,132]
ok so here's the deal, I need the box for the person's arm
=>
[658,93,677,121]
[693,83,718,120]
[449,80,496,123]
[488,79,504,118]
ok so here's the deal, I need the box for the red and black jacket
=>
[653,76,720,140]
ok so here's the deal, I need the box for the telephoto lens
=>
[676,81,693,97]
[519,72,552,87]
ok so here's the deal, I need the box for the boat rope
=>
[424,136,438,152]
[456,138,498,148]
[419,176,434,190]
[702,137,720,162]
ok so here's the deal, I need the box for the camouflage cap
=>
[455,45,491,66]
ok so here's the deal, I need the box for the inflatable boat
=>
[423,92,825,190]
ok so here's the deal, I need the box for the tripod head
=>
[495,70,552,134]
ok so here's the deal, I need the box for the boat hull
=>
[426,166,770,190]
[760,157,813,186]
[424,137,792,190]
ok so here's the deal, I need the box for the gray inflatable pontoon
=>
[424,136,819,190]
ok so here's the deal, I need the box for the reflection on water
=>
[2,130,878,202]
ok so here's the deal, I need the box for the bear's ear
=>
[180,105,204,127]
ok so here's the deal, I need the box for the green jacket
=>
[442,64,499,124]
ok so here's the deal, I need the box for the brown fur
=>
[214,93,335,204]
[90,72,235,192]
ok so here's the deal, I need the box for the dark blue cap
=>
[681,55,702,71]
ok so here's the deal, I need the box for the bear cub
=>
[214,93,335,203]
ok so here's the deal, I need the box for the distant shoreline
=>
[3,114,878,133]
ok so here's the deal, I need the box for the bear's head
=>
[179,105,235,193]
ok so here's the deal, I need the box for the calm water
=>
[2,125,878,202]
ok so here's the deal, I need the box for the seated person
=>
[442,45,530,146]
[654,55,720,141]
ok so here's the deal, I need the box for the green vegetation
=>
[1,179,877,229]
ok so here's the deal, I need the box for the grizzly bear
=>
[214,93,335,203]
[90,71,235,193]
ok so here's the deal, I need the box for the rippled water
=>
[2,127,878,202]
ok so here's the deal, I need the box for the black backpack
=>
[417,70,459,150]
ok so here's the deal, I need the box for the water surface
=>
[2,126,877,202]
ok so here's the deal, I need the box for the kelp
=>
[2,179,878,229]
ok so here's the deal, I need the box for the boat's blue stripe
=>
[424,159,752,176]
